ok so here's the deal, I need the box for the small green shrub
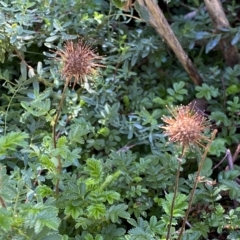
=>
[1,0,240,239]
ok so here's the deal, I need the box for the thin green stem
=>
[166,146,187,240]
[177,129,218,240]
[52,81,69,196]
[4,85,21,136]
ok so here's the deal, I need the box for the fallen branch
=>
[136,0,203,86]
[204,0,240,67]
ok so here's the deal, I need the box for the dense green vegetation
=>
[1,0,240,239]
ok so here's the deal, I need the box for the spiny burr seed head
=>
[161,104,209,148]
[55,39,102,87]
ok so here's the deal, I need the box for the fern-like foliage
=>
[56,158,124,236]
[126,216,163,240]
[0,132,29,158]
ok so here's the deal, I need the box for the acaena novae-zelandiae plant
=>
[160,104,217,239]
[52,39,103,195]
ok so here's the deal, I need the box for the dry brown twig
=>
[204,0,240,67]
[136,0,203,86]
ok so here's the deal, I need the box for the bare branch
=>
[204,0,240,67]
[136,0,203,86]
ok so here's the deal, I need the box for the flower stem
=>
[52,81,68,196]
[166,146,187,240]
[177,129,218,240]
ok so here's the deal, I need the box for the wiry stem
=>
[52,81,69,196]
[167,146,187,240]
[0,196,6,208]
[177,129,218,240]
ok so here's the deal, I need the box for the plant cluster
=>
[0,0,240,239]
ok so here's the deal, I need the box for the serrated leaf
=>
[87,203,106,219]
[209,111,230,126]
[42,217,60,231]
[127,218,138,227]
[219,179,240,199]
[84,158,103,180]
[84,233,94,240]
[226,84,240,95]
[40,155,56,169]
[0,132,29,157]
[0,208,12,232]
[57,136,67,148]
[104,190,120,204]
[64,205,82,219]
[108,204,130,222]
[75,217,92,230]
[209,138,226,157]
[102,224,126,237]
[149,216,157,226]
[69,124,89,145]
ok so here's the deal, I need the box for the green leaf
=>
[0,132,29,158]
[0,208,12,232]
[186,222,209,238]
[21,98,51,117]
[195,31,211,40]
[231,31,240,45]
[87,203,106,219]
[75,217,92,230]
[36,185,53,198]
[40,155,57,169]
[134,0,150,22]
[205,34,221,53]
[45,35,60,42]
[64,205,83,219]
[219,179,240,199]
[57,136,68,148]
[84,158,103,181]
[167,81,187,101]
[111,0,126,8]
[220,169,240,180]
[69,123,90,145]
[104,190,120,204]
[195,83,219,100]
[100,170,122,190]
[226,84,240,95]
[102,225,126,238]
[20,60,27,80]
[108,204,130,222]
[209,138,226,157]
[200,158,213,177]
[24,202,60,234]
[42,233,63,240]
[163,193,188,217]
[84,233,94,240]
[209,111,230,126]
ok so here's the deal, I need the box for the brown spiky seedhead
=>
[55,39,102,87]
[160,104,210,148]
